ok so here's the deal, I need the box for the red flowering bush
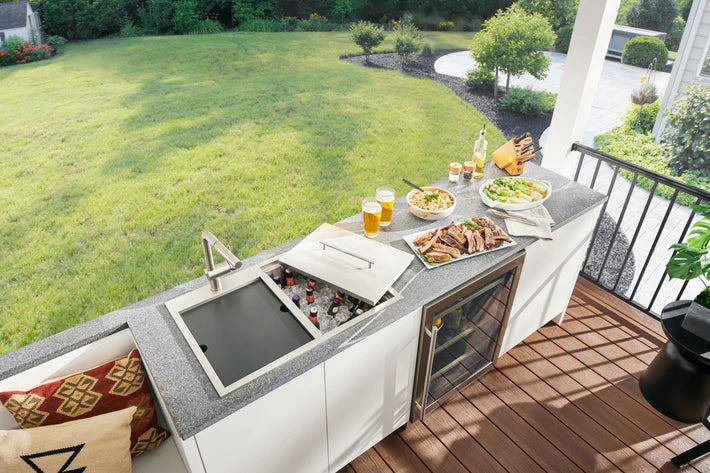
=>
[0,42,52,67]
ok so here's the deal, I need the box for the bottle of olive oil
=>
[473,124,487,179]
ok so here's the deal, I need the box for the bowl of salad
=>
[479,177,551,210]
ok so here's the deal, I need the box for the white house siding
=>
[1,26,30,43]
[653,0,710,137]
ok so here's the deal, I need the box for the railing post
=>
[542,0,621,175]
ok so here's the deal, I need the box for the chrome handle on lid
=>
[319,240,375,268]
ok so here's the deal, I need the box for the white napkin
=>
[504,206,555,240]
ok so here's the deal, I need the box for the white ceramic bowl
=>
[406,187,457,220]
[479,178,552,211]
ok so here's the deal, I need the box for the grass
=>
[0,31,502,354]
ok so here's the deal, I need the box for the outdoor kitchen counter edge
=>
[0,161,606,439]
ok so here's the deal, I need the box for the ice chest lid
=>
[278,223,414,305]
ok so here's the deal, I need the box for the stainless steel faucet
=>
[202,231,242,292]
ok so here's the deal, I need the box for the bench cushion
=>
[0,406,135,473]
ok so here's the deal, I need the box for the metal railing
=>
[571,142,710,318]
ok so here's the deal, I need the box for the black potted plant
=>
[667,204,710,339]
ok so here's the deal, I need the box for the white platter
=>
[479,178,552,211]
[402,216,517,270]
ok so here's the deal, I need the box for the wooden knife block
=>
[492,139,534,176]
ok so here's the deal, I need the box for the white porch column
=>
[542,0,621,174]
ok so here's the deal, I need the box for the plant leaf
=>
[666,245,708,281]
[687,219,710,250]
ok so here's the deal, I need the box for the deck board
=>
[343,277,710,472]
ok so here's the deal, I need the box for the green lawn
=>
[0,31,503,354]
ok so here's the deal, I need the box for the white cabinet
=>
[195,364,329,473]
[499,206,601,354]
[324,308,421,472]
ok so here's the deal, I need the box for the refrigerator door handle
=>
[416,323,440,421]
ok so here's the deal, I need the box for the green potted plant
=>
[667,204,710,338]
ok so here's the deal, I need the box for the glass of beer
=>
[376,186,395,227]
[362,197,382,238]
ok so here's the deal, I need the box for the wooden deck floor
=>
[341,277,710,473]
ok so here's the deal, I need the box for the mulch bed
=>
[342,50,552,165]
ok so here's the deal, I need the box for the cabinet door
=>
[325,308,420,472]
[195,364,328,473]
[499,206,601,355]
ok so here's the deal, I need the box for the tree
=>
[350,21,385,62]
[626,0,678,33]
[515,0,578,29]
[470,6,556,100]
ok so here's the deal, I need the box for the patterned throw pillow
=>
[0,406,135,473]
[0,349,169,457]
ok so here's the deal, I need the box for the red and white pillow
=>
[0,349,169,457]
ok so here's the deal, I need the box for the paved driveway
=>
[434,51,670,145]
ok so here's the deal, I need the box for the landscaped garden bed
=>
[343,50,551,164]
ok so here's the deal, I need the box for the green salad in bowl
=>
[479,177,551,210]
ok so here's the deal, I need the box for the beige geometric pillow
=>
[0,405,135,473]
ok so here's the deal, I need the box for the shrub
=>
[45,35,68,50]
[420,42,432,56]
[120,22,141,37]
[90,0,128,37]
[595,128,709,205]
[453,16,482,32]
[350,21,385,60]
[330,0,353,24]
[172,0,199,34]
[678,0,693,21]
[626,0,678,33]
[239,18,276,31]
[665,16,685,51]
[471,5,556,99]
[43,0,92,40]
[516,0,578,29]
[1,35,26,52]
[621,36,668,68]
[464,66,496,90]
[664,86,710,175]
[622,100,660,134]
[233,0,277,24]
[392,20,424,67]
[138,0,175,34]
[0,43,52,67]
[555,24,573,53]
[616,0,639,25]
[191,20,224,34]
[501,87,556,115]
[298,13,335,31]
[30,28,40,46]
[438,21,454,31]
[274,17,299,31]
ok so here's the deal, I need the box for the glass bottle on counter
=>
[462,161,475,182]
[473,125,487,180]
[448,162,462,183]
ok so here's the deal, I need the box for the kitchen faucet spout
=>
[202,231,242,292]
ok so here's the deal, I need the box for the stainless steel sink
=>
[165,267,321,397]
[166,258,403,397]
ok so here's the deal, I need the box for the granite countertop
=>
[0,162,606,439]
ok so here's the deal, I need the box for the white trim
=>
[652,0,708,138]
